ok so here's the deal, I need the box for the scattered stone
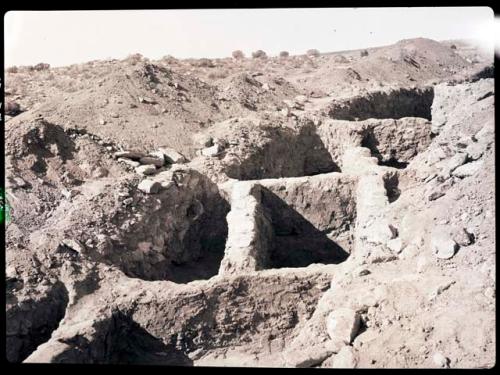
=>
[157,147,187,164]
[428,280,455,300]
[428,190,445,201]
[114,151,146,160]
[201,144,222,157]
[465,142,485,161]
[135,165,157,176]
[138,179,161,194]
[431,230,458,259]
[294,95,308,104]
[5,101,21,116]
[92,167,109,178]
[193,134,214,148]
[110,112,119,118]
[354,267,371,276]
[138,96,156,104]
[281,107,291,117]
[416,256,427,273]
[284,345,333,368]
[323,346,358,368]
[6,176,27,189]
[484,287,495,299]
[452,160,483,178]
[452,227,474,247]
[62,189,80,199]
[61,239,86,254]
[139,156,164,167]
[433,352,450,368]
[387,238,404,253]
[6,265,18,279]
[326,308,361,346]
[99,119,106,125]
[441,153,468,177]
[117,158,140,168]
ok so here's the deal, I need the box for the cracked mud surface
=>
[4,38,495,367]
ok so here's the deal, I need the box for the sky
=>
[4,8,497,67]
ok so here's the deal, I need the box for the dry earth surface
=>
[4,38,495,368]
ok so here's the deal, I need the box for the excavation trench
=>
[319,117,433,170]
[327,86,434,121]
[220,122,341,181]
[6,281,69,363]
[261,188,350,268]
[26,271,332,365]
[102,169,230,284]
[219,173,357,276]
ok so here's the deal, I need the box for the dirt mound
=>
[295,38,474,95]
[218,73,300,111]
[6,61,246,158]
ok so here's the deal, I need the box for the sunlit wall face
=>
[4,7,497,67]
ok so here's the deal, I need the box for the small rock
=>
[201,144,221,157]
[139,156,164,167]
[355,267,371,276]
[433,352,450,368]
[323,346,358,368]
[428,190,445,201]
[122,197,134,206]
[138,96,156,104]
[5,176,27,189]
[114,151,146,160]
[441,153,468,176]
[431,230,458,259]
[159,178,176,189]
[326,308,361,346]
[387,238,404,253]
[193,134,214,148]
[284,345,333,368]
[484,287,495,299]
[92,167,109,178]
[452,160,483,178]
[99,119,106,125]
[61,239,86,254]
[138,179,161,194]
[452,227,473,247]
[62,189,79,199]
[157,147,187,164]
[416,256,427,273]
[135,165,157,176]
[6,265,18,279]
[465,142,485,160]
[5,101,21,116]
[429,281,455,300]
[294,95,308,104]
[281,107,291,117]
[117,158,140,168]
[455,135,473,149]
[110,112,119,118]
